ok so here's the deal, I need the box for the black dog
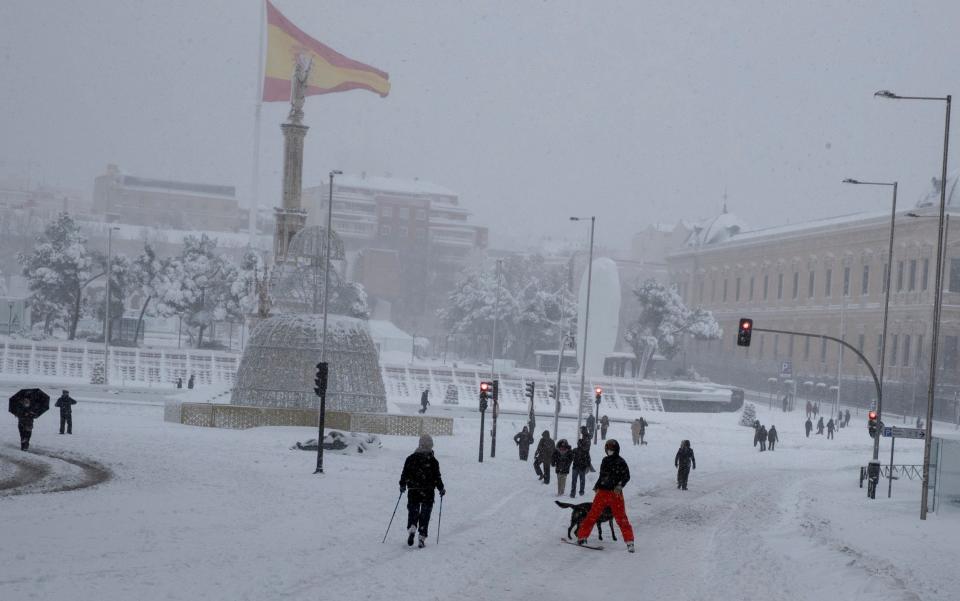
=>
[555,500,617,541]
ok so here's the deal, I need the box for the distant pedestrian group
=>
[630,417,647,446]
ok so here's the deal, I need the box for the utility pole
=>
[570,216,596,437]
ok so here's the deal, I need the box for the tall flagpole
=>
[249,0,267,243]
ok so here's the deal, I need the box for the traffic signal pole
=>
[313,362,329,474]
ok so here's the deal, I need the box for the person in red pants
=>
[576,439,635,552]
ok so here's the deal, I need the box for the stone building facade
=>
[666,184,960,419]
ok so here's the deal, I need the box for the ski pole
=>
[436,495,443,545]
[382,491,403,544]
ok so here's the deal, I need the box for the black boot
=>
[407,526,416,547]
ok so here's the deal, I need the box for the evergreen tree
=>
[739,402,757,427]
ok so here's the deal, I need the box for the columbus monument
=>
[232,57,387,413]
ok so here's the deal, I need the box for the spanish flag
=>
[262,0,391,101]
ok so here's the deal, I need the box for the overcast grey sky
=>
[2,1,959,251]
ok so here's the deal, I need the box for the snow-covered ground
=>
[1,395,958,601]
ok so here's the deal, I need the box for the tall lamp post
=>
[103,226,120,385]
[315,169,341,476]
[842,178,898,462]
[570,216,596,437]
[875,89,951,519]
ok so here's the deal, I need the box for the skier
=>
[55,389,77,435]
[674,439,696,490]
[805,417,813,438]
[570,436,592,498]
[599,415,610,440]
[758,425,767,451]
[817,416,825,435]
[533,430,555,485]
[513,426,534,461]
[586,414,596,440]
[576,439,635,553]
[630,419,642,446]
[419,388,430,414]
[827,418,835,440]
[399,434,445,548]
[767,425,778,451]
[551,439,573,497]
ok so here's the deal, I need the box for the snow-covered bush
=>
[739,402,757,427]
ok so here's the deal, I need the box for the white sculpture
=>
[576,257,621,376]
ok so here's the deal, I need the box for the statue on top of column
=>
[288,54,313,125]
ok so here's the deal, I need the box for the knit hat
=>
[604,439,620,455]
[416,434,434,453]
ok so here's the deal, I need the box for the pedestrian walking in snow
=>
[817,416,825,435]
[399,434,445,548]
[806,400,812,418]
[176,377,183,389]
[534,430,555,485]
[758,425,767,451]
[827,418,835,440]
[782,395,789,412]
[187,374,195,389]
[418,388,430,414]
[586,414,596,440]
[576,439,635,553]
[767,425,778,451]
[845,409,851,428]
[753,423,763,448]
[17,415,34,451]
[552,439,573,496]
[630,419,642,446]
[805,418,813,438]
[675,439,696,490]
[55,390,76,435]
[600,415,610,440]
[638,417,647,444]
[570,437,593,498]
[513,426,534,461]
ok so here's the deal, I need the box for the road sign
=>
[883,426,925,439]
[779,360,793,378]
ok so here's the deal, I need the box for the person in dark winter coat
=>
[586,414,596,440]
[419,388,430,414]
[570,437,593,498]
[630,419,642,445]
[845,409,851,428]
[55,390,77,435]
[817,416,825,435]
[551,439,573,496]
[805,417,813,438]
[599,415,610,440]
[754,423,763,447]
[576,439,635,552]
[176,377,183,389]
[639,417,647,444]
[533,431,555,484]
[399,434,445,548]
[767,425,778,450]
[758,425,767,451]
[826,418,835,439]
[513,426,534,461]
[187,374,195,389]
[18,415,34,451]
[674,439,696,489]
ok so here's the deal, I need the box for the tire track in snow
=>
[0,445,111,497]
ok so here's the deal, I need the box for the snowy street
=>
[2,398,956,601]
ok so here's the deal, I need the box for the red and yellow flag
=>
[262,0,391,101]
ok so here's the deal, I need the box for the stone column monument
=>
[273,58,312,263]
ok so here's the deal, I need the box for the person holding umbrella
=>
[55,390,77,434]
[9,388,50,451]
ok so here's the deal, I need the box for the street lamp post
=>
[315,169,341,476]
[103,226,119,385]
[570,216,596,438]
[875,89,951,519]
[842,178,898,462]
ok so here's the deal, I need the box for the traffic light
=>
[492,380,499,404]
[314,362,328,397]
[868,410,878,438]
[479,381,491,412]
[548,384,557,399]
[737,318,753,347]
[595,386,603,404]
[525,381,536,400]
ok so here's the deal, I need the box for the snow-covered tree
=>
[739,402,757,427]
[231,248,264,317]
[17,213,104,339]
[129,244,167,345]
[625,279,721,378]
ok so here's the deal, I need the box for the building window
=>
[916,335,924,367]
[882,263,889,293]
[908,259,917,291]
[735,277,741,301]
[890,334,899,366]
[777,274,784,299]
[922,258,930,291]
[903,335,911,368]
[808,271,815,299]
[398,207,410,220]
[399,226,408,237]
[415,209,427,220]
[944,336,959,372]
[862,265,870,296]
[763,274,769,300]
[723,279,728,302]
[792,272,799,299]
[749,276,754,301]
[825,268,832,297]
[804,336,811,360]
[843,266,851,297]
[950,259,960,293]
[379,224,391,235]
[381,206,393,219]
[896,261,904,291]
[820,338,827,363]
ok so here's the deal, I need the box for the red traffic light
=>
[742,321,751,330]
[595,387,603,395]
[868,411,877,420]
[480,382,491,392]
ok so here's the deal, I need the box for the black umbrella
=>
[8,388,50,419]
